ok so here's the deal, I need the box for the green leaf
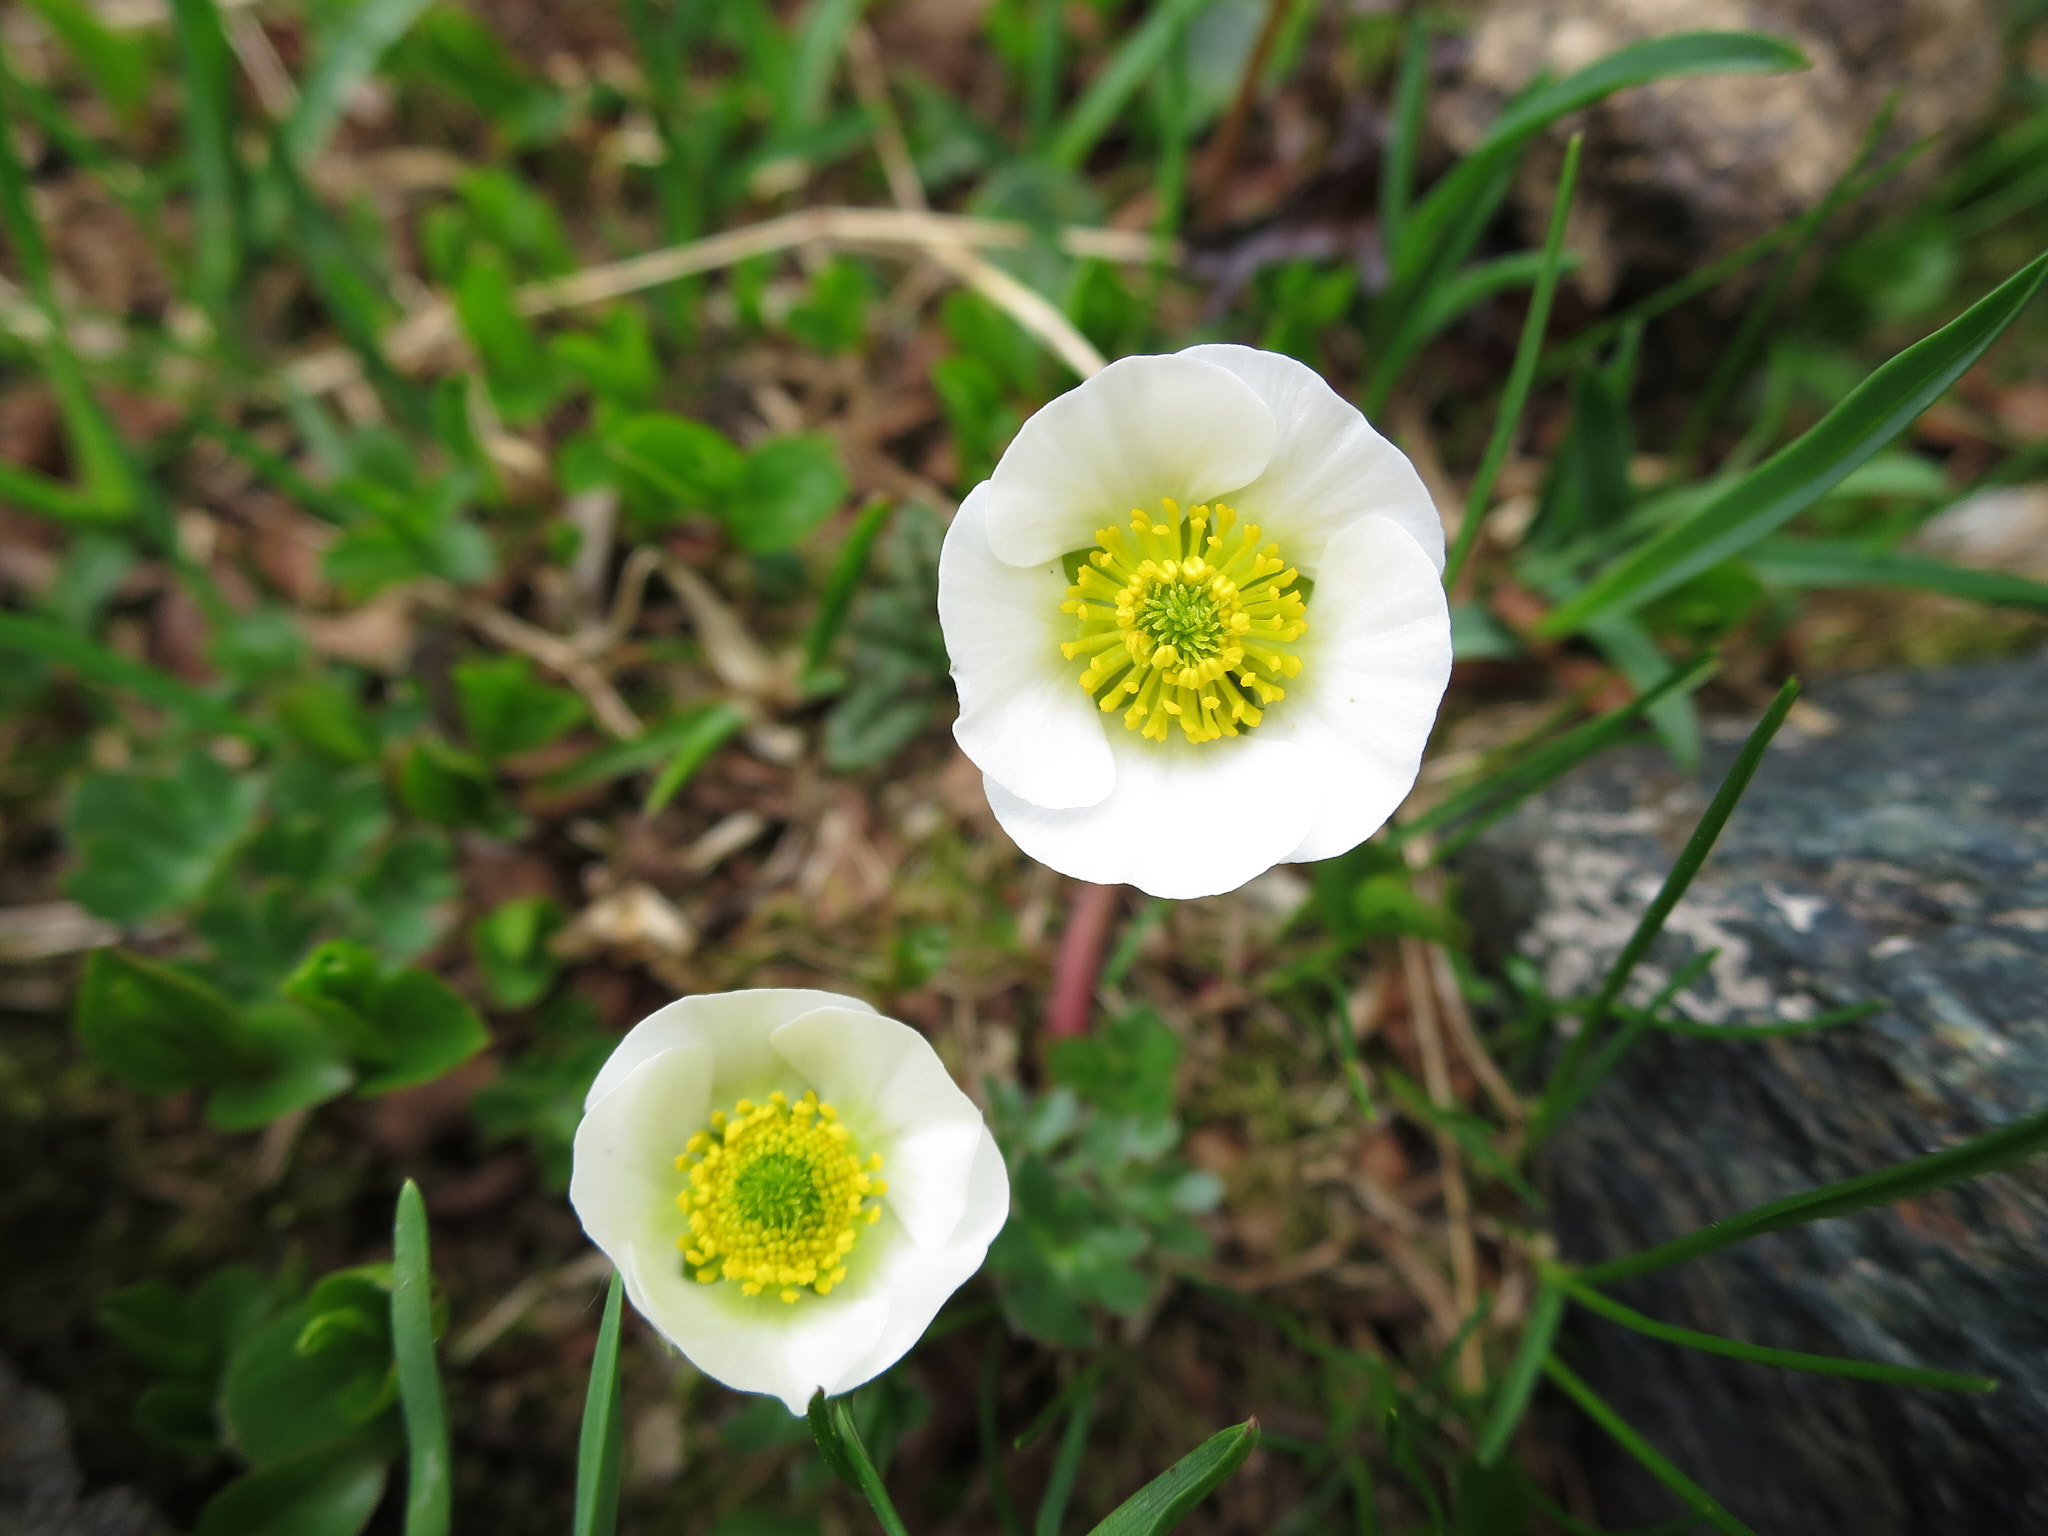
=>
[396,736,517,833]
[285,0,436,167]
[275,677,382,763]
[727,436,850,554]
[76,948,253,1094]
[1476,1282,1564,1464]
[0,612,267,741]
[454,246,560,422]
[1747,538,2048,609]
[1541,249,2048,635]
[1551,1270,1994,1392]
[544,705,744,793]
[471,896,565,1009]
[351,829,459,962]
[1580,1100,2048,1286]
[222,1297,396,1467]
[197,1443,388,1536]
[205,1003,356,1131]
[454,655,587,759]
[1085,1420,1260,1536]
[1542,1357,1756,1536]
[391,1182,451,1536]
[604,413,745,525]
[388,6,567,146]
[572,1272,626,1536]
[285,940,489,1092]
[642,701,748,815]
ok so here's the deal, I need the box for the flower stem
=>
[817,1394,913,1536]
[1046,882,1121,1039]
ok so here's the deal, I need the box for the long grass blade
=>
[1363,247,1582,415]
[573,1271,626,1536]
[1085,1420,1260,1536]
[1541,249,2048,635]
[804,499,891,677]
[1551,1272,1995,1392]
[1395,655,1716,852]
[391,1181,452,1536]
[1474,1282,1564,1464]
[286,0,436,166]
[1050,0,1217,171]
[169,0,240,315]
[1540,678,1799,1129]
[1036,1376,1099,1536]
[1443,133,1582,588]
[1542,1357,1757,1536]
[1581,1101,2048,1285]
[0,612,268,740]
[1378,11,1429,255]
[1747,539,2048,609]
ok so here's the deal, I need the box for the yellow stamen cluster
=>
[1060,499,1307,743]
[674,1090,886,1304]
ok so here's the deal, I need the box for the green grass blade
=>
[286,0,437,166]
[0,612,269,740]
[1363,247,1580,416]
[1395,655,1716,852]
[23,0,149,126]
[641,701,749,815]
[169,0,240,315]
[1085,1420,1260,1536]
[391,1181,452,1536]
[979,1334,1029,1536]
[789,0,868,128]
[1540,678,1799,1129]
[1581,1101,2048,1286]
[1474,1282,1564,1464]
[1542,1357,1757,1536]
[1035,1376,1099,1536]
[1397,33,1805,294]
[1443,133,1582,589]
[1540,249,2048,636]
[1050,0,1217,171]
[805,499,891,677]
[825,1395,913,1536]
[573,1271,625,1536]
[1747,539,2048,609]
[1378,10,1429,254]
[1551,1272,1995,1392]
[1584,612,1701,768]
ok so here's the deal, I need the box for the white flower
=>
[569,989,1008,1412]
[937,345,1454,900]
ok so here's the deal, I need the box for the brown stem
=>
[1195,0,1290,229]
[1044,882,1122,1040]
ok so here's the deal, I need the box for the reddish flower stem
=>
[1044,882,1122,1039]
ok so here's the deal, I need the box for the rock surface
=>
[1439,0,2004,301]
[0,1356,160,1536]
[1461,657,2048,1534]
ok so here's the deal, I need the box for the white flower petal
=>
[1179,343,1445,574]
[823,1127,1009,1398]
[582,988,873,1111]
[621,1243,891,1414]
[569,1040,712,1264]
[981,354,1277,568]
[985,732,1322,899]
[939,485,1115,810]
[771,1005,987,1250]
[1272,516,1453,863]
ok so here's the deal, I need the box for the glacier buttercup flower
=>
[570,989,1007,1411]
[938,345,1454,899]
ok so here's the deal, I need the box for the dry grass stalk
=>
[1402,935,1483,1392]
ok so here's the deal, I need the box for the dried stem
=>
[1403,935,1483,1392]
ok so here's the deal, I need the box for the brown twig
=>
[1195,0,1290,228]
[1045,882,1122,1040]
[1403,935,1483,1390]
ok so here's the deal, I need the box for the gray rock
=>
[0,1357,160,1536]
[1461,657,2048,1535]
[1438,0,2003,302]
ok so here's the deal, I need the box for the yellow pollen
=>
[1062,499,1308,744]
[671,1089,883,1302]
